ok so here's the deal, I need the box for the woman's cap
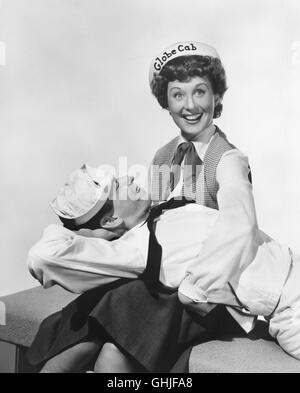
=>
[149,41,220,85]
[50,164,114,226]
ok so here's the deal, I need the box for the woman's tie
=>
[170,142,203,194]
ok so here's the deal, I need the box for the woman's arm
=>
[178,150,259,307]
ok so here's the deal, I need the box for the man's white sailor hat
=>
[149,41,220,85]
[50,164,114,226]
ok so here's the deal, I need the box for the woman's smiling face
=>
[167,76,220,140]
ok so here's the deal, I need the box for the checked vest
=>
[150,127,239,209]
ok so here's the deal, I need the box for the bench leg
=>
[15,345,40,373]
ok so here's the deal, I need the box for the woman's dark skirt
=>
[26,279,245,373]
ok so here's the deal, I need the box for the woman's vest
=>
[150,127,240,209]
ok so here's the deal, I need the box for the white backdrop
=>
[0,0,300,296]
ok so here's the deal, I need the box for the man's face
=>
[167,76,219,140]
[109,176,151,229]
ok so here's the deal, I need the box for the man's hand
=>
[77,228,120,240]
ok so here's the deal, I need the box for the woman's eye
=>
[195,89,205,96]
[174,92,183,99]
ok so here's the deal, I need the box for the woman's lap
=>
[26,279,244,372]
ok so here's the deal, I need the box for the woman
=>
[26,41,255,373]
[148,42,257,315]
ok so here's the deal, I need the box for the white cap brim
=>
[50,164,114,226]
[149,41,220,85]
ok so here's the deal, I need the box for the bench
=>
[1,286,300,373]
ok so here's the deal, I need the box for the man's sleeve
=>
[178,149,259,306]
[28,224,147,293]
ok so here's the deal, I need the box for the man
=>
[28,164,300,362]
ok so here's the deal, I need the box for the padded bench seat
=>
[0,286,78,348]
[189,335,300,373]
[1,286,300,373]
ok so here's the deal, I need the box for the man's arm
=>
[28,224,147,293]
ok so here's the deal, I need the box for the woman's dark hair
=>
[151,55,227,118]
[59,198,113,231]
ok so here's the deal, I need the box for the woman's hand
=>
[76,228,120,240]
[178,292,217,317]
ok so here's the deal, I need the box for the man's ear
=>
[100,215,124,230]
